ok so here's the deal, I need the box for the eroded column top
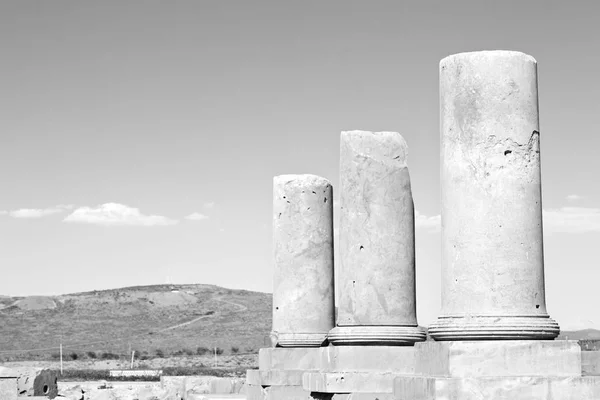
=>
[341,130,408,166]
[274,174,331,188]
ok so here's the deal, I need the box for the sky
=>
[1,1,599,331]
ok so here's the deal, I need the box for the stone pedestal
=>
[328,131,425,345]
[393,340,600,400]
[429,50,559,340]
[272,175,335,347]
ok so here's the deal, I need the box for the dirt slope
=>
[0,284,271,361]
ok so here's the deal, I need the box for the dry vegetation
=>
[0,284,271,365]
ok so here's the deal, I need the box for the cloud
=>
[8,204,74,218]
[566,194,584,202]
[185,212,210,221]
[203,202,215,209]
[415,211,441,232]
[64,203,178,226]
[543,207,600,234]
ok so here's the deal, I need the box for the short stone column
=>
[271,174,335,347]
[328,131,426,345]
[428,51,559,340]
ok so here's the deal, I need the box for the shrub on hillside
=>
[196,346,210,356]
[231,346,239,354]
[70,352,78,360]
[215,347,224,355]
[155,349,165,358]
[101,352,120,360]
[86,351,97,359]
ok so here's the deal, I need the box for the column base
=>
[327,326,426,345]
[428,314,560,341]
[273,332,328,347]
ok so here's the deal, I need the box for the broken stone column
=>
[328,131,426,345]
[429,51,559,340]
[272,174,335,347]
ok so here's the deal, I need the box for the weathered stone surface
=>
[310,394,395,400]
[272,174,335,347]
[320,345,417,373]
[247,369,306,386]
[394,375,600,400]
[0,377,17,400]
[429,50,559,340]
[330,130,425,345]
[258,346,417,373]
[259,348,322,371]
[582,351,600,376]
[303,372,399,393]
[9,367,57,398]
[247,384,310,400]
[415,340,581,377]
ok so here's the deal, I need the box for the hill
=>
[558,329,600,341]
[0,284,272,361]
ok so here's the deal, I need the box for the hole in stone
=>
[283,196,286,199]
[324,197,327,203]
[43,385,49,394]
[312,191,316,194]
[307,207,310,210]
[359,245,364,251]
[504,150,512,155]
[278,213,281,219]
[536,304,540,309]
[275,307,279,310]
[286,201,290,204]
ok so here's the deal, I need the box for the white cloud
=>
[185,212,210,221]
[415,210,441,232]
[8,204,74,218]
[566,194,584,202]
[64,203,178,226]
[543,207,600,234]
[203,202,215,209]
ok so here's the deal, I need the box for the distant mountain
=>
[558,329,600,340]
[0,284,271,360]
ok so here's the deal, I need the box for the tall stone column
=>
[429,51,559,340]
[272,174,335,347]
[328,131,426,345]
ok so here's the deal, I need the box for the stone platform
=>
[393,340,600,400]
[248,346,418,399]
[248,341,600,400]
[394,376,600,400]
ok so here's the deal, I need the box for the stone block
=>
[310,393,395,399]
[415,340,581,377]
[0,377,17,400]
[303,372,398,393]
[259,347,322,371]
[394,375,600,400]
[582,351,600,376]
[247,369,306,386]
[246,384,310,400]
[320,345,417,373]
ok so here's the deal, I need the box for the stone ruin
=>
[246,51,600,399]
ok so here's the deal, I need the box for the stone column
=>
[328,131,426,345]
[429,51,559,340]
[272,174,335,347]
